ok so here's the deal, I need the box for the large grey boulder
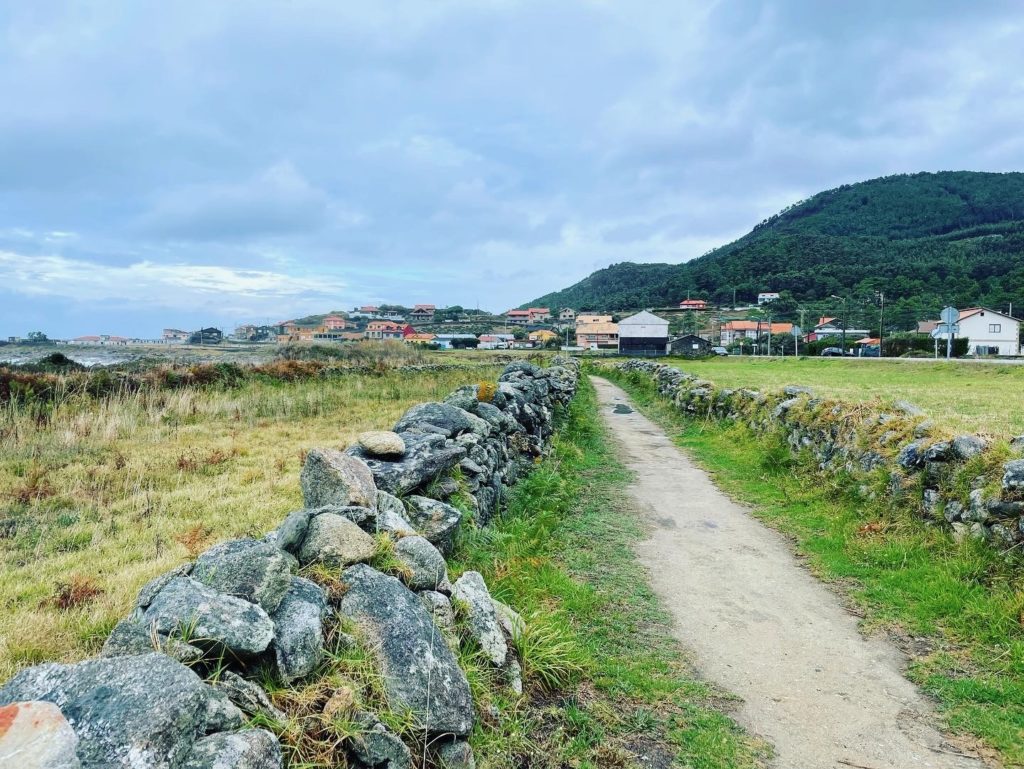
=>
[298,513,376,567]
[338,565,474,736]
[349,433,467,496]
[274,506,377,555]
[301,449,378,509]
[0,653,245,769]
[271,577,327,683]
[349,712,412,769]
[451,571,508,668]
[394,535,451,592]
[182,729,282,769]
[404,496,463,555]
[394,402,474,438]
[192,539,296,613]
[0,701,81,769]
[135,563,193,609]
[142,577,275,656]
[357,431,406,458]
[952,435,987,461]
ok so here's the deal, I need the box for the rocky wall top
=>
[0,357,580,769]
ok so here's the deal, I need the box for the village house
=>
[670,334,713,357]
[365,321,405,340]
[527,307,551,322]
[322,315,347,330]
[529,329,558,346]
[434,333,478,349]
[618,311,670,356]
[478,334,514,350]
[576,320,619,350]
[951,307,1020,356]
[757,292,781,305]
[806,317,870,343]
[162,328,189,343]
[576,313,613,325]
[70,335,130,346]
[410,304,436,322]
[504,309,531,326]
[678,299,708,310]
[720,320,794,345]
[558,308,576,322]
[404,332,437,345]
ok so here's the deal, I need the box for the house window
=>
[989,323,1001,333]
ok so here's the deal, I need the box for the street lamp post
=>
[830,295,848,354]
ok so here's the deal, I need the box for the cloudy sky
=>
[1,1,1022,337]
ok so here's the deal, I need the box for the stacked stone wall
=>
[0,358,580,769]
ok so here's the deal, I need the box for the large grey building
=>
[618,311,670,356]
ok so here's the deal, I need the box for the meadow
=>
[0,365,503,679]
[663,355,1024,437]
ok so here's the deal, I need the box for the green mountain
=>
[529,171,1024,327]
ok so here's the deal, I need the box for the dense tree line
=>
[530,172,1024,330]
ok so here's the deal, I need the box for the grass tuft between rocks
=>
[446,377,768,768]
[603,367,1024,766]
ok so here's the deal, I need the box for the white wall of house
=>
[958,309,1020,356]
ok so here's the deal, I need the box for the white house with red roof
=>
[955,307,1020,356]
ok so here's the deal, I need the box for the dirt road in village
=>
[591,376,986,769]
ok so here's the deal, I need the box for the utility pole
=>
[831,295,847,355]
[766,311,773,356]
[878,291,885,358]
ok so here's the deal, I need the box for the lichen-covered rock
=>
[0,701,80,769]
[182,729,282,769]
[0,653,244,769]
[338,565,474,736]
[271,576,327,683]
[405,496,463,555]
[420,590,459,650]
[349,432,467,496]
[349,712,412,769]
[301,449,377,509]
[214,671,285,722]
[192,539,296,613]
[101,618,204,664]
[1003,459,1024,493]
[376,492,417,535]
[394,535,451,592]
[298,513,376,567]
[394,402,474,438]
[135,563,193,609]
[896,441,924,470]
[952,435,987,461]
[435,738,476,769]
[452,571,508,668]
[357,431,406,458]
[142,577,275,656]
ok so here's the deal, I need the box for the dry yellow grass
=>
[0,367,502,679]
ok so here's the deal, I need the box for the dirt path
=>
[591,376,986,769]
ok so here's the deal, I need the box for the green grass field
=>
[661,356,1024,437]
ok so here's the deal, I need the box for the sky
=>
[1,1,1023,338]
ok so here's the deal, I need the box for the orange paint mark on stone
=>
[0,702,19,738]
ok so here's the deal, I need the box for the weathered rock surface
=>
[101,618,204,664]
[142,577,275,656]
[192,538,296,613]
[420,590,459,650]
[452,571,508,668]
[298,513,376,567]
[394,402,474,438]
[1003,459,1024,493]
[181,729,282,769]
[271,576,328,683]
[358,431,406,458]
[214,671,285,721]
[301,449,377,509]
[394,535,451,592]
[0,701,81,769]
[376,492,417,535]
[0,653,246,769]
[349,712,412,769]
[349,433,466,496]
[435,739,476,769]
[338,565,474,736]
[405,496,463,555]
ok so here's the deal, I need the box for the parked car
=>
[820,347,846,357]
[711,346,729,356]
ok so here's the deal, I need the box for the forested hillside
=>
[530,172,1024,327]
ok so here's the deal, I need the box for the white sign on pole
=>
[940,306,959,325]
[790,326,802,357]
[939,307,959,359]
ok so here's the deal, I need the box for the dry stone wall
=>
[615,359,1024,549]
[0,358,580,769]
